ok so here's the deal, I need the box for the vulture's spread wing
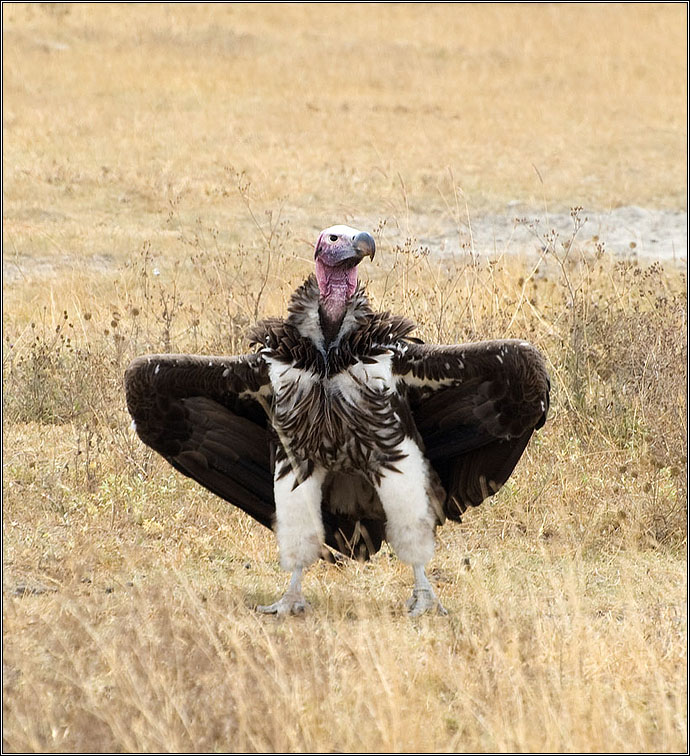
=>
[124,353,385,560]
[394,339,550,520]
[125,353,275,528]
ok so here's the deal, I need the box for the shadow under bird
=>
[125,225,550,615]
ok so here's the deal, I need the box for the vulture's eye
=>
[328,234,338,242]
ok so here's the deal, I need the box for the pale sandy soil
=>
[382,205,688,263]
[447,205,687,261]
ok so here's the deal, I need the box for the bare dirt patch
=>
[456,205,686,261]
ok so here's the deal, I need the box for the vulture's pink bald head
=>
[313,225,375,321]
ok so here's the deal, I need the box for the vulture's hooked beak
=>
[352,231,376,263]
[314,227,376,268]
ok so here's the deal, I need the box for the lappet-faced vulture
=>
[125,225,549,615]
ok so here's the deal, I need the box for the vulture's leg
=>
[375,439,447,616]
[408,564,448,617]
[257,464,326,616]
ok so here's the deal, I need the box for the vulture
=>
[125,225,549,616]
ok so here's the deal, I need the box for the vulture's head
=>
[314,225,375,321]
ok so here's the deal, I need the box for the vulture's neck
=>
[319,303,347,348]
[287,275,370,354]
[315,259,359,347]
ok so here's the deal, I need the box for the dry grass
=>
[2,4,687,753]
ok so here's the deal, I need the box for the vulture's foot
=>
[257,591,309,616]
[257,568,309,615]
[406,564,448,616]
[406,588,448,617]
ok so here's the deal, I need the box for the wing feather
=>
[125,353,276,527]
[394,339,550,519]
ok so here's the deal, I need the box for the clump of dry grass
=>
[2,541,686,753]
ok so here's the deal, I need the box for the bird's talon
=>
[257,594,309,616]
[406,588,447,617]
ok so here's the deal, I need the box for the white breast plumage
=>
[327,351,394,403]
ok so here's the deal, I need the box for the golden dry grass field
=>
[2,3,687,753]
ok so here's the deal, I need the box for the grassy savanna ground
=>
[3,3,687,753]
